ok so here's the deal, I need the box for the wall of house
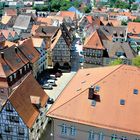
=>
[52,118,140,140]
[52,36,71,67]
[83,48,104,65]
[35,41,47,74]
[29,103,49,140]
[0,101,29,140]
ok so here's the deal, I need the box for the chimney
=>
[88,85,94,100]
[1,52,4,59]
[15,46,18,53]
[30,96,41,109]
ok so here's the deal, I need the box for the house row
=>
[83,26,135,65]
[0,73,49,140]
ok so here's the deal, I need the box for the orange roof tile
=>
[47,65,140,135]
[84,30,105,50]
[127,22,140,34]
[58,11,76,21]
[37,17,53,25]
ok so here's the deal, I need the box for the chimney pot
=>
[1,52,4,59]
[15,47,18,53]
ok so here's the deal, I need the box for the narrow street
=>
[40,37,82,140]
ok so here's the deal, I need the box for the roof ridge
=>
[47,65,124,115]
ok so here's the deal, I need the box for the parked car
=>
[55,72,62,78]
[47,79,57,86]
[48,97,54,104]
[50,74,57,80]
[42,83,53,90]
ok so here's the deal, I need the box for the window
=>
[88,131,94,140]
[24,65,26,71]
[18,127,24,135]
[61,124,67,135]
[111,134,117,140]
[9,76,13,82]
[37,129,39,133]
[6,103,13,112]
[70,126,76,136]
[19,69,22,75]
[27,64,30,68]
[9,115,19,123]
[30,128,34,132]
[121,136,127,140]
[36,119,39,123]
[99,132,104,140]
[0,88,4,93]
[5,126,12,133]
[14,73,16,79]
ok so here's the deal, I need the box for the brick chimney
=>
[88,85,94,100]
[1,52,4,59]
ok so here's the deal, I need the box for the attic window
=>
[27,54,34,60]
[16,58,21,63]
[133,89,138,95]
[3,65,10,71]
[95,86,100,92]
[120,99,125,105]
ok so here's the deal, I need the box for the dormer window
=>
[14,73,16,79]
[27,64,30,68]
[20,69,22,75]
[24,65,26,71]
[9,76,13,82]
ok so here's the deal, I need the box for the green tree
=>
[115,0,129,9]
[132,56,140,67]
[121,20,128,26]
[84,4,92,13]
[110,58,123,66]
[133,18,140,22]
[131,4,138,10]
[60,0,72,11]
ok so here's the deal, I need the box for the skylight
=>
[133,89,138,95]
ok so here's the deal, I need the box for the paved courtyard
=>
[44,71,76,101]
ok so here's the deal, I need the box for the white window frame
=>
[14,73,16,79]
[24,65,26,71]
[19,69,22,75]
[70,126,76,136]
[61,124,67,135]
[9,76,13,82]
[88,131,94,140]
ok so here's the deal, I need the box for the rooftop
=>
[47,65,140,135]
[9,74,48,128]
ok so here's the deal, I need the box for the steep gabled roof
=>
[18,38,40,63]
[84,30,105,50]
[0,45,29,77]
[9,74,48,128]
[47,65,140,135]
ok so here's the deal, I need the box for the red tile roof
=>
[47,65,140,135]
[127,22,140,34]
[9,74,48,128]
[84,30,105,50]
[58,11,76,21]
